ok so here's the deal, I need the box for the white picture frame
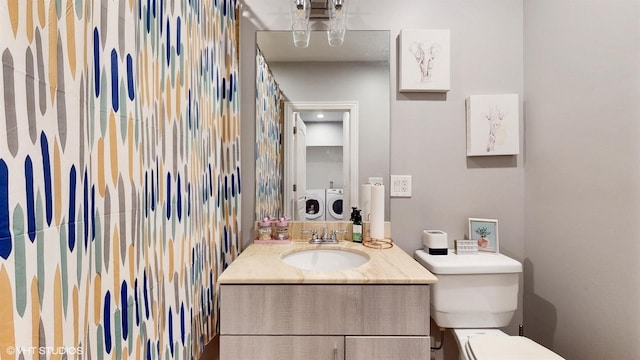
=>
[399,29,450,92]
[466,94,520,156]
[468,218,499,253]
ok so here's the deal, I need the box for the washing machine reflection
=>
[305,189,326,221]
[325,188,344,221]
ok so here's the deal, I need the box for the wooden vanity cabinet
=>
[221,336,345,359]
[219,284,430,360]
[345,336,430,360]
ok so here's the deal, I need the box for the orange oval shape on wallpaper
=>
[109,111,119,186]
[0,266,16,360]
[97,138,106,197]
[65,0,77,78]
[48,3,58,103]
[52,266,62,360]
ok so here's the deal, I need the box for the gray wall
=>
[240,0,525,343]
[241,0,524,250]
[269,61,391,212]
[239,0,640,358]
[523,0,640,359]
[307,146,344,190]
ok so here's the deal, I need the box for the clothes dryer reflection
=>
[305,189,325,221]
[325,188,344,221]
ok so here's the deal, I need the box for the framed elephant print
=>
[399,29,450,92]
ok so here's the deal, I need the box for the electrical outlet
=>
[390,175,412,197]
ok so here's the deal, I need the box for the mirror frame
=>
[283,101,359,219]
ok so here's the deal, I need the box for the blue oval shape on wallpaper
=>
[24,156,36,242]
[126,54,135,100]
[104,290,112,353]
[0,160,11,259]
[134,278,140,326]
[166,173,171,220]
[68,166,77,251]
[168,306,174,355]
[176,17,181,56]
[180,303,185,344]
[177,175,182,221]
[187,183,191,217]
[111,49,119,112]
[143,269,150,319]
[121,280,129,340]
[83,168,89,249]
[166,19,171,65]
[93,28,100,96]
[40,133,52,226]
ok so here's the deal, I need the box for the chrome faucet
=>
[302,229,321,243]
[302,228,346,244]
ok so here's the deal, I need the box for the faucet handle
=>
[330,229,347,241]
[302,229,319,242]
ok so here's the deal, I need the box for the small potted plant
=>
[475,227,490,248]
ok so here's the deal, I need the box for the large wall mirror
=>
[255,30,390,222]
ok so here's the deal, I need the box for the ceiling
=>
[299,111,345,122]
[257,30,390,63]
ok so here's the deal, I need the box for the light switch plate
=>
[390,175,412,197]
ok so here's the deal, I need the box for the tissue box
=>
[422,230,448,255]
[454,239,478,255]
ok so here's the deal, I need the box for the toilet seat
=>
[466,336,565,360]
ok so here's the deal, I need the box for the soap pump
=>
[350,207,358,221]
[352,208,363,243]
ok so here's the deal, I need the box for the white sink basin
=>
[281,248,370,272]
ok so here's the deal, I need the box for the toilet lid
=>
[467,336,565,360]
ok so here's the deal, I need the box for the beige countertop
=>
[219,240,438,284]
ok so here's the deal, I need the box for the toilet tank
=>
[414,250,522,328]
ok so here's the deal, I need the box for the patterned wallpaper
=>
[254,47,283,220]
[0,0,240,359]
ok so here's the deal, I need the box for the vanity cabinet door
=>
[345,336,430,360]
[220,335,345,360]
[220,284,430,335]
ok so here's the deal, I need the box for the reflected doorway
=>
[284,101,359,220]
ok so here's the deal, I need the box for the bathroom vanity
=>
[218,241,438,360]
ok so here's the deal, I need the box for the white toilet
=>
[414,250,565,360]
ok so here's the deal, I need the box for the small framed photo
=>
[468,218,499,253]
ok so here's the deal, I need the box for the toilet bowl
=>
[414,250,565,360]
[453,329,564,360]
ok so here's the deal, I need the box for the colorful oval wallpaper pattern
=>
[254,47,283,220]
[0,0,240,359]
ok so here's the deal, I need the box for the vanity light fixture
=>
[327,0,346,47]
[290,0,311,48]
[289,0,347,48]
[317,113,325,119]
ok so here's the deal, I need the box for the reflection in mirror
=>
[255,30,390,222]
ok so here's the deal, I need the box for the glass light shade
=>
[327,1,346,47]
[290,0,311,48]
[292,22,311,48]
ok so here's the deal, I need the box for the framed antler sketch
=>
[399,29,450,92]
[466,94,520,156]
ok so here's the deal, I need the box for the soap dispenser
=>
[274,217,290,240]
[352,209,363,243]
[350,207,358,221]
